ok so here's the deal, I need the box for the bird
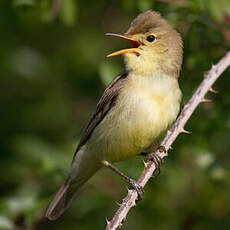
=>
[45,10,183,221]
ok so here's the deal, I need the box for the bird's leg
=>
[102,160,143,200]
[139,141,166,174]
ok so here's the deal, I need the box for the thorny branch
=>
[105,51,230,230]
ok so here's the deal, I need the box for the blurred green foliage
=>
[0,0,230,229]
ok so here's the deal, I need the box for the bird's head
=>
[107,10,183,78]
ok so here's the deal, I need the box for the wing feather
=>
[73,71,128,158]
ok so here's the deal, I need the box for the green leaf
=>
[60,0,78,26]
[137,0,153,12]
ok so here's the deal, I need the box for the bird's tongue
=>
[106,33,141,57]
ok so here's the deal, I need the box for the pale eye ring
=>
[146,35,156,42]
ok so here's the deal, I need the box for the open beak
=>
[106,33,142,57]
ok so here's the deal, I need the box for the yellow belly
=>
[87,74,182,162]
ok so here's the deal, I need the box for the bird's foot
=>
[146,146,165,175]
[102,160,143,200]
[128,179,144,201]
[157,145,166,154]
[139,145,165,175]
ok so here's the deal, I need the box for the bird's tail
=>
[46,147,101,220]
[45,176,81,220]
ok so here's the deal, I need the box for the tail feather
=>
[45,178,78,220]
[46,148,102,220]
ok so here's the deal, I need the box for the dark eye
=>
[146,35,155,42]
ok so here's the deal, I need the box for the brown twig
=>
[105,51,230,230]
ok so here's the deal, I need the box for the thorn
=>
[120,218,126,228]
[115,201,121,207]
[122,216,126,223]
[211,64,218,74]
[201,98,212,103]
[105,217,110,225]
[211,64,216,69]
[143,160,148,167]
[126,186,132,193]
[181,128,191,134]
[209,87,218,94]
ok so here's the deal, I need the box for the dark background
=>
[0,0,230,229]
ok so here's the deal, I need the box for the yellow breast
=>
[87,73,182,162]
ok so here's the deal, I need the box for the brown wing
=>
[73,71,128,158]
